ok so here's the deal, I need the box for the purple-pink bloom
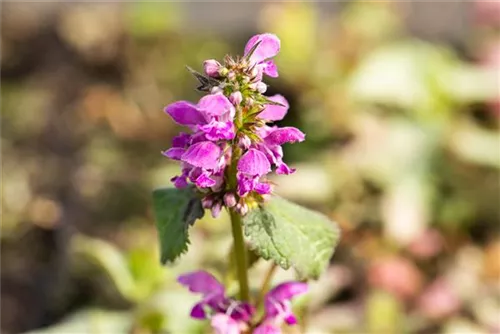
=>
[238,149,271,177]
[244,33,281,78]
[178,271,254,323]
[163,33,304,211]
[199,120,235,141]
[254,281,308,333]
[165,101,207,126]
[172,132,191,147]
[264,127,305,146]
[253,323,280,334]
[178,270,225,295]
[258,95,289,122]
[236,149,272,197]
[211,314,241,334]
[198,93,235,121]
[181,141,221,169]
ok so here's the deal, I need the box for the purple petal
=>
[276,163,295,175]
[284,312,297,325]
[230,302,255,322]
[172,132,191,147]
[181,141,221,169]
[162,147,185,160]
[262,60,279,77]
[264,127,305,146]
[170,175,188,188]
[190,132,208,145]
[267,281,308,303]
[255,182,272,195]
[199,120,235,141]
[237,149,271,177]
[244,33,281,64]
[253,323,281,334]
[258,95,289,121]
[165,101,206,126]
[237,174,256,197]
[177,270,225,295]
[198,93,235,120]
[188,167,203,183]
[195,173,217,188]
[210,174,225,192]
[190,302,207,319]
[210,313,240,334]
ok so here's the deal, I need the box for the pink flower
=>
[254,282,308,333]
[162,33,305,214]
[258,95,289,122]
[244,33,281,78]
[253,126,305,176]
[237,149,272,197]
[178,271,254,329]
[181,141,221,169]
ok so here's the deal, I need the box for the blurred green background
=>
[1,1,499,333]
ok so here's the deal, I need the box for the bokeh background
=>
[2,1,499,333]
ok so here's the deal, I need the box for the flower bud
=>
[211,86,223,94]
[256,82,267,94]
[202,196,214,209]
[203,59,222,77]
[238,134,251,149]
[229,91,243,106]
[223,193,237,208]
[236,202,248,216]
[227,71,236,81]
[211,201,222,218]
[245,97,254,107]
[249,82,267,93]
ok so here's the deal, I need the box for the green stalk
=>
[255,262,277,308]
[229,208,250,302]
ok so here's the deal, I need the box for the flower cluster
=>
[178,271,307,334]
[163,33,305,216]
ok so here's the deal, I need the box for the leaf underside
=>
[152,186,204,264]
[243,196,341,279]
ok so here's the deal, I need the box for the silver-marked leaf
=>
[243,197,341,279]
[152,186,204,264]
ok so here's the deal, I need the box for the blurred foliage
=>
[1,1,499,334]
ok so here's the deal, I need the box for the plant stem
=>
[229,208,250,302]
[255,262,277,308]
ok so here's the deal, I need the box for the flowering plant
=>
[153,33,340,333]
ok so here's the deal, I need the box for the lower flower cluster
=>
[178,271,307,334]
[162,33,305,216]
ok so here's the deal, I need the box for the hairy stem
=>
[230,208,250,302]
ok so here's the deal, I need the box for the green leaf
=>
[152,186,204,264]
[242,197,341,279]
